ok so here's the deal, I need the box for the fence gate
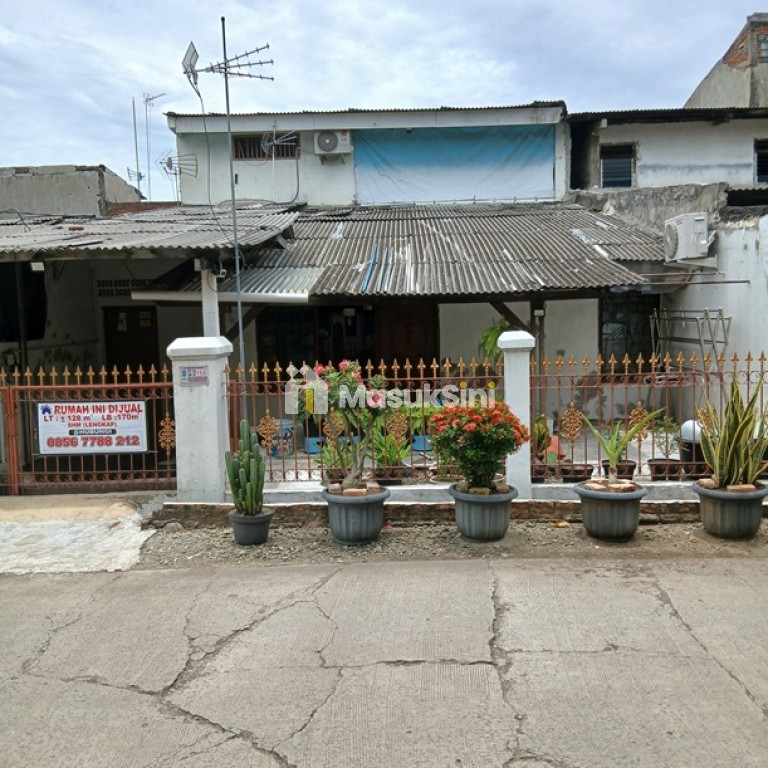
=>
[0,366,176,495]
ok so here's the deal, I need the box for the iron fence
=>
[0,365,176,495]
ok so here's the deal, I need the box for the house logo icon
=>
[284,364,329,416]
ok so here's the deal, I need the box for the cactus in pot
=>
[225,419,272,545]
[225,418,266,515]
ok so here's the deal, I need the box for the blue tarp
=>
[354,124,555,204]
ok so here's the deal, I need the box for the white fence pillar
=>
[498,330,535,499]
[167,337,232,502]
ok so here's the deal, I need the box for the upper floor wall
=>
[570,111,768,191]
[167,105,568,206]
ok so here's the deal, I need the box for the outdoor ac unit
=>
[663,213,715,264]
[314,130,352,155]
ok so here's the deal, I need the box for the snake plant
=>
[225,419,265,515]
[582,409,663,482]
[697,384,768,487]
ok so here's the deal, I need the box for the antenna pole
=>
[221,16,247,373]
[132,98,142,196]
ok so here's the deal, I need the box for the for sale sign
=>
[37,401,148,455]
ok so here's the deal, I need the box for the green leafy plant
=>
[429,402,530,489]
[532,414,551,460]
[372,427,411,466]
[225,419,265,516]
[697,383,768,487]
[582,409,662,482]
[478,317,513,362]
[307,360,400,489]
[652,415,680,459]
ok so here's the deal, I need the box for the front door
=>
[103,306,159,374]
[375,303,439,366]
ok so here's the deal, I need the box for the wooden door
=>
[374,303,438,365]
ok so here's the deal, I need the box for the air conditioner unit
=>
[663,213,716,266]
[314,130,352,155]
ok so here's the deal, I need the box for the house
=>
[133,103,668,369]
[685,12,768,109]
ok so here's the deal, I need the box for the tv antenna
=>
[159,152,199,202]
[143,92,166,201]
[182,16,273,370]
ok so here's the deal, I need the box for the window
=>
[600,145,634,188]
[755,140,768,183]
[232,133,298,160]
[758,34,768,62]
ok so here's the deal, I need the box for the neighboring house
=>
[0,164,141,218]
[686,12,768,109]
[0,165,147,375]
[568,102,768,363]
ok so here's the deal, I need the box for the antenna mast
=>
[182,16,274,369]
[143,92,166,201]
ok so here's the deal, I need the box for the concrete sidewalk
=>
[0,493,160,573]
[1,558,767,767]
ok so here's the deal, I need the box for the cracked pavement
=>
[1,559,768,767]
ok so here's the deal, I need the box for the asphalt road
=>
[1,558,767,767]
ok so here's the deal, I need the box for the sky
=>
[0,0,762,202]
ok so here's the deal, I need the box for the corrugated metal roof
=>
[167,103,566,119]
[138,202,662,301]
[0,204,299,260]
[297,203,661,296]
[133,260,320,304]
[569,107,768,124]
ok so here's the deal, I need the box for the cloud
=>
[0,0,760,201]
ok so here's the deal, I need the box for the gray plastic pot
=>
[228,510,274,546]
[573,483,646,541]
[321,487,391,544]
[692,482,768,539]
[447,485,518,542]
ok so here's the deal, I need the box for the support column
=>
[498,330,535,499]
[200,269,221,336]
[167,336,232,501]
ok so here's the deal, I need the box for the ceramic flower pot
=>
[692,482,768,539]
[447,484,518,542]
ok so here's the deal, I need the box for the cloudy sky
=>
[0,0,760,201]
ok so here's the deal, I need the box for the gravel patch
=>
[135,519,768,570]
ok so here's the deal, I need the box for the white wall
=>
[600,120,768,187]
[177,132,356,206]
[664,217,768,357]
[540,299,599,363]
[439,302,528,362]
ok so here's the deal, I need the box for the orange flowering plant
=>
[428,402,530,489]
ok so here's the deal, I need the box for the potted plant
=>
[429,401,529,541]
[315,438,353,484]
[648,415,682,481]
[531,413,556,483]
[573,408,661,540]
[692,383,768,538]
[310,361,393,544]
[224,418,273,545]
[372,411,412,485]
[409,402,440,453]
